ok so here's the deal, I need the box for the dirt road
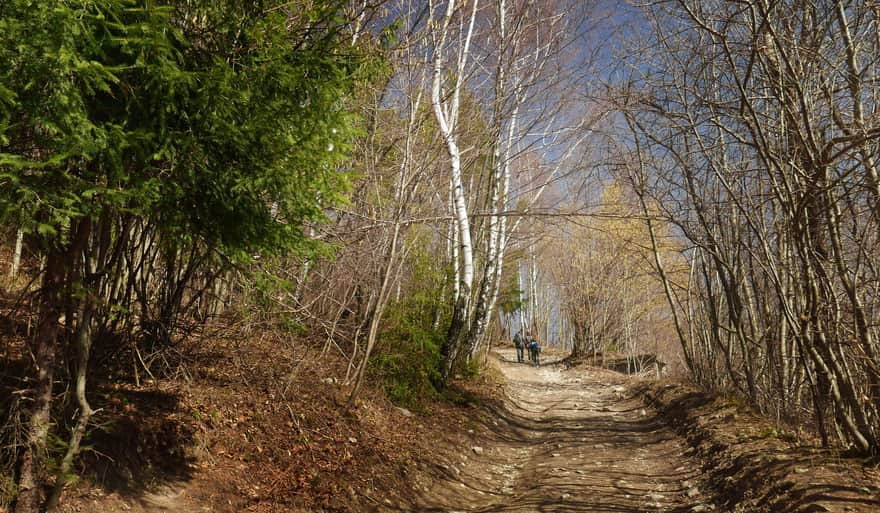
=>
[409,349,715,513]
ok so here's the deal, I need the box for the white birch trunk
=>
[479,68,520,349]
[431,0,479,380]
[10,227,23,279]
[450,184,461,304]
[465,0,516,359]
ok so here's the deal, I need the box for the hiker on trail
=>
[513,330,525,363]
[528,336,541,366]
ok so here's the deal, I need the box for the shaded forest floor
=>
[33,336,880,513]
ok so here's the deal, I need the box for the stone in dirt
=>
[472,446,484,455]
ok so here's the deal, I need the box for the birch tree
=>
[430,0,480,380]
[463,0,608,362]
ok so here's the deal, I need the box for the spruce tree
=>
[0,1,365,510]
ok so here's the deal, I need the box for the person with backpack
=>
[525,332,534,363]
[528,336,541,366]
[513,330,525,363]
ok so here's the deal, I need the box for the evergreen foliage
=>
[0,0,358,259]
[0,1,369,510]
[371,240,450,409]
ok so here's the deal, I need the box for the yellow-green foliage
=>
[545,182,685,355]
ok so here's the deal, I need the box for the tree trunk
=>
[15,247,67,513]
[431,0,479,382]
[44,299,95,512]
[10,228,24,279]
[346,224,401,408]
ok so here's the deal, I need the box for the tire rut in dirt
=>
[409,350,717,513]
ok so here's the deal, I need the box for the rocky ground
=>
[400,349,880,513]
[403,350,716,513]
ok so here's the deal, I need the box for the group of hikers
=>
[513,330,541,366]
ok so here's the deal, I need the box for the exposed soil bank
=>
[636,380,880,513]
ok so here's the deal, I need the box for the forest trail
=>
[409,349,713,513]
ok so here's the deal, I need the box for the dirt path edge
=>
[633,381,880,513]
